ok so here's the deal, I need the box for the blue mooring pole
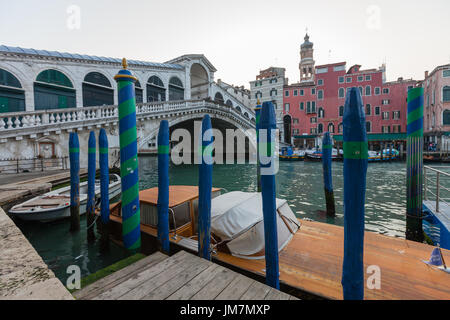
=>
[198,114,213,260]
[341,87,368,300]
[99,128,110,252]
[69,132,80,232]
[259,101,279,289]
[255,99,262,192]
[322,132,336,217]
[87,131,96,242]
[157,120,170,254]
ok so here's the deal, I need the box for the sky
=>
[1,0,449,88]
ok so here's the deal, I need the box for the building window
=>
[311,117,317,123]
[338,88,345,98]
[382,111,389,120]
[338,123,343,133]
[357,76,363,82]
[306,101,311,113]
[318,123,323,134]
[316,67,328,74]
[382,126,390,133]
[382,99,390,105]
[318,79,323,86]
[443,86,450,102]
[365,86,371,96]
[300,89,304,96]
[443,70,450,78]
[366,104,371,115]
[270,89,277,97]
[293,89,298,96]
[328,123,335,133]
[311,88,316,95]
[346,77,352,83]
[333,65,346,72]
[311,101,316,113]
[311,128,317,134]
[375,106,380,115]
[338,76,344,84]
[397,125,402,132]
[382,88,389,94]
[300,102,304,110]
[255,91,262,99]
[293,129,299,135]
[375,87,381,95]
[270,78,277,84]
[365,75,372,81]
[339,105,344,117]
[393,111,400,120]
[318,107,324,118]
[285,90,289,97]
[443,110,450,125]
[284,103,290,113]
[366,121,371,133]
[293,118,299,124]
[318,90,324,100]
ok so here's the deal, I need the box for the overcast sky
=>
[1,0,449,88]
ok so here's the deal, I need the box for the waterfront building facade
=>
[282,35,418,150]
[422,64,450,149]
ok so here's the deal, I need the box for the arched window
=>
[338,123,343,133]
[339,105,344,117]
[147,75,165,102]
[214,92,224,104]
[328,123,335,133]
[365,85,371,96]
[244,112,249,119]
[225,99,233,107]
[318,107,324,118]
[443,86,450,102]
[255,91,262,99]
[270,88,277,97]
[443,110,450,125]
[0,69,25,113]
[135,80,143,104]
[35,69,76,110]
[82,72,113,107]
[236,106,242,113]
[318,123,323,134]
[338,88,345,98]
[168,76,184,101]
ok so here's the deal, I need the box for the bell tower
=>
[299,33,315,82]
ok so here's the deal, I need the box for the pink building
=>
[282,34,419,150]
[422,64,450,149]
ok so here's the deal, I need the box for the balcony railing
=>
[424,166,450,212]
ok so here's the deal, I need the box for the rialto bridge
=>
[0,45,256,169]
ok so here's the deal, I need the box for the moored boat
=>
[9,174,121,222]
[279,147,304,161]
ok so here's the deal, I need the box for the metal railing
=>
[424,166,450,212]
[0,156,68,174]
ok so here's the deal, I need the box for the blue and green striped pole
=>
[255,99,262,192]
[198,115,213,260]
[322,132,335,217]
[114,58,141,252]
[260,101,279,289]
[341,87,367,300]
[86,131,96,242]
[406,87,424,242]
[69,132,80,232]
[99,128,110,251]
[157,120,170,254]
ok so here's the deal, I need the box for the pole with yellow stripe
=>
[341,87,367,300]
[114,58,141,252]
[406,87,424,242]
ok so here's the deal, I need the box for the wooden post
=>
[99,128,110,252]
[380,142,384,161]
[400,143,404,160]
[322,132,335,217]
[86,131,96,243]
[157,120,170,254]
[342,87,367,300]
[406,87,424,242]
[255,99,262,192]
[260,101,280,289]
[69,132,80,232]
[114,58,141,252]
[198,115,213,260]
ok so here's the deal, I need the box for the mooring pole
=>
[322,132,335,217]
[114,58,141,252]
[69,132,80,232]
[342,87,368,300]
[157,120,170,254]
[86,131,96,243]
[255,99,262,192]
[99,128,110,252]
[198,115,213,260]
[406,87,424,242]
[260,101,279,289]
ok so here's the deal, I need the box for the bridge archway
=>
[190,63,209,100]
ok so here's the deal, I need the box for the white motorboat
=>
[9,174,121,222]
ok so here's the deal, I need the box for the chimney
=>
[398,77,403,81]
[425,71,429,78]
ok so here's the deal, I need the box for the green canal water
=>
[15,157,435,285]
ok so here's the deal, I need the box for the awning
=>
[332,133,407,142]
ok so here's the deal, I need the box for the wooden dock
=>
[74,250,297,300]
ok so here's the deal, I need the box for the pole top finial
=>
[122,58,128,70]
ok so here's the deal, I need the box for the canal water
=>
[15,157,435,285]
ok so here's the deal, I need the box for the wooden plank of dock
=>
[76,250,297,300]
[214,219,450,300]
